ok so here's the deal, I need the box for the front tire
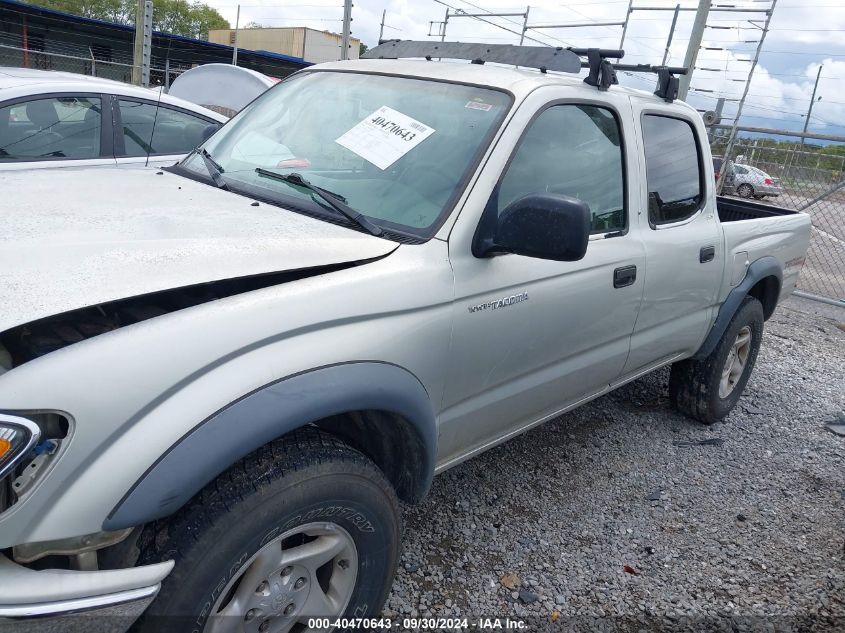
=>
[669,296,764,424]
[133,429,401,633]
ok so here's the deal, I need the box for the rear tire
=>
[669,296,764,425]
[737,183,754,198]
[133,428,401,633]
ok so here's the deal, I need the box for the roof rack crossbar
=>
[361,41,688,102]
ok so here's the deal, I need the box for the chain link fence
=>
[711,130,845,305]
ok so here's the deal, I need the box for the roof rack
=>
[361,41,688,103]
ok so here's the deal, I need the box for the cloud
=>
[208,0,845,134]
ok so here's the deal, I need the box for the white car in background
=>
[728,162,784,199]
[0,67,227,170]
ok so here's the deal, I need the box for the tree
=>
[243,21,264,29]
[359,42,368,57]
[24,0,229,40]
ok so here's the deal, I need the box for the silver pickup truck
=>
[0,43,810,632]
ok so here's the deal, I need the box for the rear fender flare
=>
[692,256,782,360]
[104,361,436,530]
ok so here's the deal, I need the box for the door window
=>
[0,96,102,160]
[642,115,703,226]
[495,104,626,234]
[117,100,212,157]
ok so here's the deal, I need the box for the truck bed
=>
[717,196,811,304]
[717,196,801,223]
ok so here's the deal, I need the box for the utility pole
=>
[378,9,385,44]
[142,1,152,87]
[678,0,711,101]
[440,8,449,42]
[131,0,144,85]
[341,0,352,60]
[232,4,240,66]
[800,64,822,146]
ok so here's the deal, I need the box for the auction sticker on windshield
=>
[336,106,435,170]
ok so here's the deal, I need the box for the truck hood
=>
[0,167,398,332]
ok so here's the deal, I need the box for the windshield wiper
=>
[255,168,383,237]
[197,148,228,190]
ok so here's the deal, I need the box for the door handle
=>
[700,245,716,263]
[613,265,637,288]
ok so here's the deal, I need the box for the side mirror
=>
[473,193,591,262]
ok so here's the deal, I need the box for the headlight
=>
[0,414,41,480]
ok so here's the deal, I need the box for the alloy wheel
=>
[204,522,358,633]
[719,325,752,399]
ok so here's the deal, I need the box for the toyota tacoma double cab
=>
[0,42,811,632]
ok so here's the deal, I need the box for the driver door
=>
[437,91,645,467]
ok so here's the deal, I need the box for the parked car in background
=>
[724,161,784,199]
[167,63,278,118]
[0,67,227,170]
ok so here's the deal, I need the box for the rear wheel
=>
[737,183,754,198]
[669,296,764,424]
[133,429,401,633]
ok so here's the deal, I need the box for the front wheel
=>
[669,296,764,424]
[133,429,401,633]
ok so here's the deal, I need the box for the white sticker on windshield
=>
[335,106,435,170]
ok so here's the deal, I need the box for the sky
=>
[205,0,845,138]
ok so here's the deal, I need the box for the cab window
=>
[642,115,703,226]
[495,104,626,234]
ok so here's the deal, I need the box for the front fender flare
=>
[692,256,782,360]
[104,361,436,530]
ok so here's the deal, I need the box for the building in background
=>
[0,0,308,87]
[208,27,359,64]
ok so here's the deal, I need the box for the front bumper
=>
[0,554,172,632]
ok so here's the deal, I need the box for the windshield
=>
[179,71,511,239]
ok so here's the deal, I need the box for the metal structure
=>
[428,5,531,45]
[678,0,710,100]
[715,0,779,196]
[622,1,774,100]
[709,126,845,305]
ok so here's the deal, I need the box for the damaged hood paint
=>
[0,167,398,332]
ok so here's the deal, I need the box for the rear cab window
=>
[641,114,703,227]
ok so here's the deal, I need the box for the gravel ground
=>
[386,297,845,632]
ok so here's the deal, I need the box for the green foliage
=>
[359,42,368,56]
[24,0,229,39]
